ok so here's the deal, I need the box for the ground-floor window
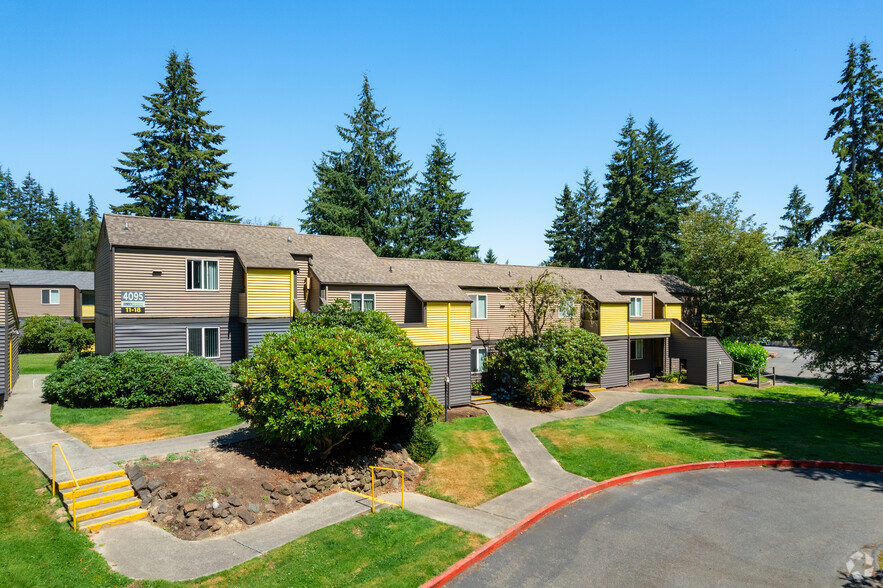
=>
[471,347,488,373]
[631,339,644,360]
[350,292,375,311]
[187,326,220,359]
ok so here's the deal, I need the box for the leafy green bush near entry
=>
[41,350,231,408]
[232,306,441,459]
[21,314,94,354]
[484,328,608,409]
[661,370,688,383]
[721,338,768,376]
[405,422,441,463]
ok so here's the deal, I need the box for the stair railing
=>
[51,443,82,531]
[731,359,777,388]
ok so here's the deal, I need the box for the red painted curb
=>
[420,459,883,588]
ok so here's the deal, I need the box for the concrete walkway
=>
[96,423,256,463]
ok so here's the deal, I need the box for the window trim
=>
[631,339,644,360]
[350,292,376,312]
[629,296,643,318]
[42,289,60,305]
[187,326,221,359]
[185,259,220,291]
[558,296,575,319]
[471,347,488,373]
[469,294,488,320]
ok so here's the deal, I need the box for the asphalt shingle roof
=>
[0,268,94,290]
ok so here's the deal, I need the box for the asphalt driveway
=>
[765,345,825,379]
[450,468,883,587]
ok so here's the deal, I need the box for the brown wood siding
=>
[307,269,321,313]
[113,248,241,319]
[466,288,581,344]
[325,285,409,324]
[292,256,310,304]
[12,286,76,319]
[624,292,654,320]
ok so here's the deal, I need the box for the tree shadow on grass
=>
[661,400,883,493]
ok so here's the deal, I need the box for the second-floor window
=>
[469,294,487,319]
[187,259,219,291]
[351,293,375,311]
[558,297,575,319]
[629,296,643,318]
[81,291,95,306]
[41,289,60,305]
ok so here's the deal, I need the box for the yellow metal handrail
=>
[51,442,82,531]
[343,466,405,513]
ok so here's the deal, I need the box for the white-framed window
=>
[558,296,575,319]
[469,294,487,319]
[629,296,643,318]
[41,289,60,305]
[471,347,488,373]
[631,339,644,360]
[186,259,219,291]
[350,293,375,311]
[187,326,220,359]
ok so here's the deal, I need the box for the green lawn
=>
[18,353,61,374]
[50,403,244,448]
[642,383,832,403]
[418,416,530,507]
[534,398,883,481]
[0,432,484,587]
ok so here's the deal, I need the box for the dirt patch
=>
[129,439,423,540]
[608,379,691,392]
[442,406,487,422]
[63,409,174,448]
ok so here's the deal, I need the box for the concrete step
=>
[587,387,606,393]
[64,486,134,509]
[61,475,129,500]
[79,506,147,532]
[470,395,493,402]
[471,399,496,406]
[73,496,141,522]
[57,469,126,490]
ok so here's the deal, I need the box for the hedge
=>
[41,349,232,408]
[721,338,768,377]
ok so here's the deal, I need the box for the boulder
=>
[197,510,211,521]
[298,491,312,504]
[261,481,275,492]
[183,503,199,515]
[131,475,149,492]
[211,522,222,532]
[278,485,292,496]
[248,503,260,513]
[126,464,144,481]
[199,520,211,530]
[238,507,256,525]
[265,504,276,514]
[227,496,242,507]
[307,474,319,486]
[147,478,166,493]
[292,482,307,493]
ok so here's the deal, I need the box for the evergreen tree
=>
[31,189,63,269]
[113,51,237,221]
[777,186,816,249]
[574,169,603,268]
[302,77,415,257]
[595,116,649,272]
[483,248,498,263]
[822,42,883,230]
[640,118,699,272]
[545,184,580,266]
[411,134,478,260]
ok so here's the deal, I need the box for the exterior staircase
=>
[470,395,495,406]
[57,469,146,531]
[733,373,749,383]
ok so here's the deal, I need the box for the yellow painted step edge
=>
[62,478,129,500]
[57,470,126,490]
[74,497,141,522]
[472,400,496,405]
[81,509,147,532]
[471,395,492,401]
[66,488,134,509]
[587,387,606,392]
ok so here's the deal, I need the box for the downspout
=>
[446,303,451,398]
[626,311,631,387]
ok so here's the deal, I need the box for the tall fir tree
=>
[822,42,883,230]
[302,77,415,257]
[640,118,699,273]
[113,51,237,221]
[483,248,498,263]
[545,184,580,266]
[595,116,649,272]
[574,169,603,268]
[777,186,816,249]
[411,134,478,260]
[31,189,63,270]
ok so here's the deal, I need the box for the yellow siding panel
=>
[599,304,628,337]
[447,302,472,344]
[247,269,293,318]
[81,304,95,319]
[664,304,682,321]
[628,320,672,336]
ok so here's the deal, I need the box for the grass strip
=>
[18,353,61,374]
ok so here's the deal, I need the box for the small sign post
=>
[444,374,450,423]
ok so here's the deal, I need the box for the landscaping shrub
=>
[484,329,609,409]
[41,350,232,408]
[661,370,688,384]
[405,421,441,463]
[21,315,94,355]
[721,338,768,376]
[231,310,441,459]
[541,327,608,388]
[470,380,484,394]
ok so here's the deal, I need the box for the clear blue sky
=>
[2,1,881,264]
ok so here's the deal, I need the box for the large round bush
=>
[721,338,768,376]
[21,314,94,354]
[41,349,232,408]
[231,321,440,459]
[541,327,608,388]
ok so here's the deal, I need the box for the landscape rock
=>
[238,507,255,525]
[147,478,166,493]
[227,496,242,507]
[211,522,222,532]
[126,464,144,481]
[248,503,260,513]
[292,482,307,493]
[200,520,211,530]
[298,491,312,504]
[278,485,292,496]
[265,504,276,514]
[261,481,275,492]
[183,503,199,515]
[131,475,149,492]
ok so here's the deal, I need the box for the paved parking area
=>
[450,468,883,587]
